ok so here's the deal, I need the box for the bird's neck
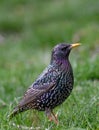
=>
[51,58,71,71]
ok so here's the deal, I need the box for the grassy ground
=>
[0,0,99,130]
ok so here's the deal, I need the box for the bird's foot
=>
[45,108,59,125]
[51,111,58,125]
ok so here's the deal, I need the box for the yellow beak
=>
[71,43,81,48]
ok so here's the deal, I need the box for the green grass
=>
[0,0,99,130]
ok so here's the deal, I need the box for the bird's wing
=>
[18,65,60,108]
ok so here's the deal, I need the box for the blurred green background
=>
[0,0,99,130]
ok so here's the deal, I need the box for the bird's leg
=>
[45,108,53,121]
[51,111,59,125]
[45,108,59,125]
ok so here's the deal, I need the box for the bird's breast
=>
[57,70,74,95]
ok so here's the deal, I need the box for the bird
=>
[9,43,80,124]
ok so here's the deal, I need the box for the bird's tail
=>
[8,106,22,119]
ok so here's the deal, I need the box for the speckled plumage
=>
[9,43,80,124]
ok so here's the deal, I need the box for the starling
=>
[9,43,80,124]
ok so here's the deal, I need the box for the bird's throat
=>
[53,58,71,71]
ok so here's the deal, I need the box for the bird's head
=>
[51,43,80,64]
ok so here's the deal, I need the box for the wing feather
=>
[18,65,60,108]
[19,82,55,107]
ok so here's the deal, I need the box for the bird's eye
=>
[61,47,67,51]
